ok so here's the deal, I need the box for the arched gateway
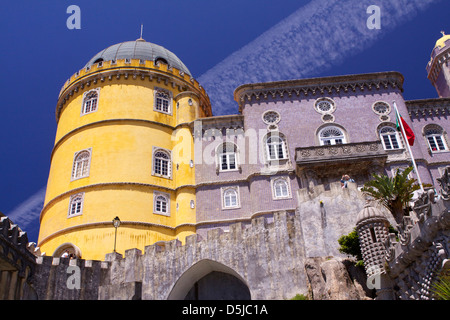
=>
[167,259,251,300]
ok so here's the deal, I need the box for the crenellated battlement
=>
[383,186,450,300]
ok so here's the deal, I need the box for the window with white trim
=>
[82,89,99,115]
[380,126,402,150]
[152,148,172,178]
[153,192,170,216]
[272,177,291,199]
[217,143,238,172]
[154,88,171,114]
[72,149,91,180]
[222,187,240,209]
[265,133,288,161]
[319,126,346,146]
[425,126,447,152]
[68,193,84,217]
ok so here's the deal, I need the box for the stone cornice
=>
[196,168,296,188]
[56,59,212,122]
[196,208,297,227]
[37,220,196,248]
[405,97,450,118]
[40,182,196,223]
[234,71,405,111]
[50,118,192,163]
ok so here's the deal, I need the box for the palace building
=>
[36,32,450,265]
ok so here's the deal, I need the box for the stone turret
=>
[356,204,395,300]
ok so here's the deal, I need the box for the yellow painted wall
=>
[39,61,210,261]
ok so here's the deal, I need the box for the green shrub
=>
[290,294,308,300]
[337,228,363,266]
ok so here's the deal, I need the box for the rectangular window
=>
[383,134,399,150]
[220,153,237,171]
[428,136,446,151]
[154,88,172,115]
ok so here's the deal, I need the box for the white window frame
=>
[217,143,239,172]
[154,87,172,115]
[81,88,100,116]
[424,126,448,153]
[271,177,292,200]
[68,193,84,218]
[71,148,92,181]
[221,186,240,210]
[318,126,346,146]
[379,126,402,150]
[153,191,170,216]
[152,147,172,179]
[264,133,288,161]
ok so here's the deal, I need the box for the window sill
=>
[152,173,172,180]
[222,206,241,210]
[70,175,89,182]
[272,196,292,201]
[153,211,170,217]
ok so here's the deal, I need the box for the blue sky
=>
[1,0,449,243]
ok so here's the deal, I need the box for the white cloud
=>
[198,0,440,116]
[7,187,45,231]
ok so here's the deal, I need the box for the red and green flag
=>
[396,113,415,146]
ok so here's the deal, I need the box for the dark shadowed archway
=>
[167,259,251,300]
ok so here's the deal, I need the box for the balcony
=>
[295,141,388,179]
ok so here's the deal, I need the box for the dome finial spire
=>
[137,24,145,42]
[441,30,446,37]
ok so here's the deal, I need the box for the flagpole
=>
[393,101,424,193]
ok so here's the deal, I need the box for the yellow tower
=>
[38,38,211,260]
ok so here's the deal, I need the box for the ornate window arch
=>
[154,87,172,115]
[154,191,170,216]
[71,149,91,180]
[318,125,347,146]
[378,124,402,150]
[68,193,84,217]
[82,88,100,115]
[264,132,288,161]
[271,176,291,199]
[216,142,239,172]
[423,124,448,153]
[221,186,240,209]
[152,147,172,178]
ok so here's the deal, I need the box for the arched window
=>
[272,178,290,199]
[72,149,91,180]
[424,125,447,152]
[379,126,401,150]
[217,143,238,172]
[82,89,99,115]
[154,192,170,215]
[154,88,171,114]
[153,148,171,178]
[68,193,84,217]
[265,133,288,161]
[222,187,239,209]
[319,126,346,145]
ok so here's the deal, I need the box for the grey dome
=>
[356,204,388,227]
[84,39,192,76]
